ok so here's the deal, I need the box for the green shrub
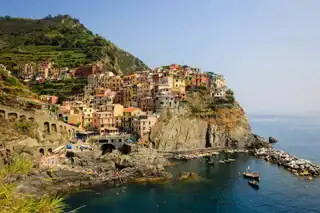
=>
[13,120,37,137]
[0,155,66,213]
[6,77,19,86]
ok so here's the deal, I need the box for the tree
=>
[44,14,52,19]
[226,89,234,96]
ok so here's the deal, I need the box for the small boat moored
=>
[219,160,225,164]
[248,180,259,188]
[208,161,215,166]
[243,172,261,181]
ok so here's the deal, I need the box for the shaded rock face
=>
[150,117,208,151]
[149,109,257,151]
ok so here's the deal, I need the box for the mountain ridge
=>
[0,14,149,75]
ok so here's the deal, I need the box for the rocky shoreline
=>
[7,133,319,199]
[14,147,173,197]
[253,147,320,177]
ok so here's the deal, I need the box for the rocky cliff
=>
[149,104,261,151]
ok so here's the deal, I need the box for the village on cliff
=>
[10,61,231,141]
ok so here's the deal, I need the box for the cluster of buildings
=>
[16,61,228,139]
[16,61,103,83]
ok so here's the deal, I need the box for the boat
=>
[208,161,215,166]
[219,160,225,164]
[243,172,261,181]
[248,180,259,188]
[227,158,235,162]
[226,150,234,154]
[224,159,232,164]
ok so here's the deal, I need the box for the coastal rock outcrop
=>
[149,105,269,151]
[253,147,320,176]
[15,147,172,196]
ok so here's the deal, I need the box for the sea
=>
[65,114,320,213]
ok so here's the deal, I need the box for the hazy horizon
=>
[2,0,320,115]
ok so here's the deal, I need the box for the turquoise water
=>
[65,115,320,213]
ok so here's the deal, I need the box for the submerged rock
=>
[176,172,201,181]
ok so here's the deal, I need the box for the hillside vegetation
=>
[0,67,37,106]
[0,15,149,75]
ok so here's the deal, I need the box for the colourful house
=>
[122,107,141,132]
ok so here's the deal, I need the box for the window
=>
[160,102,164,105]
[119,139,122,142]
[111,139,114,142]
[143,127,145,130]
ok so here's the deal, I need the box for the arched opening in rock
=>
[19,115,26,121]
[39,148,44,155]
[44,122,50,133]
[120,144,133,154]
[8,113,18,122]
[101,144,115,155]
[0,110,5,118]
[51,123,57,132]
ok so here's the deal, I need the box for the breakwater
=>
[254,147,320,177]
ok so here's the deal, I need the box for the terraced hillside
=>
[0,15,149,75]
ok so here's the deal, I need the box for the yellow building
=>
[122,107,141,132]
[105,76,123,91]
[83,107,94,129]
[68,114,83,128]
[123,73,137,86]
[172,76,186,94]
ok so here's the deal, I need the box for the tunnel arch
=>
[101,144,116,155]
[51,123,57,132]
[48,148,53,154]
[8,112,18,122]
[19,115,26,120]
[0,110,5,118]
[39,148,44,155]
[44,122,50,133]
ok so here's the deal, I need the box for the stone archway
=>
[101,144,116,155]
[0,110,5,118]
[51,123,57,132]
[28,117,34,122]
[19,115,26,121]
[8,112,18,122]
[39,148,45,155]
[44,122,50,133]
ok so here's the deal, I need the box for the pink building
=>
[93,111,118,134]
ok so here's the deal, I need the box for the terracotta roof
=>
[124,107,137,113]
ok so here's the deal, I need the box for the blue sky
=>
[1,0,320,115]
